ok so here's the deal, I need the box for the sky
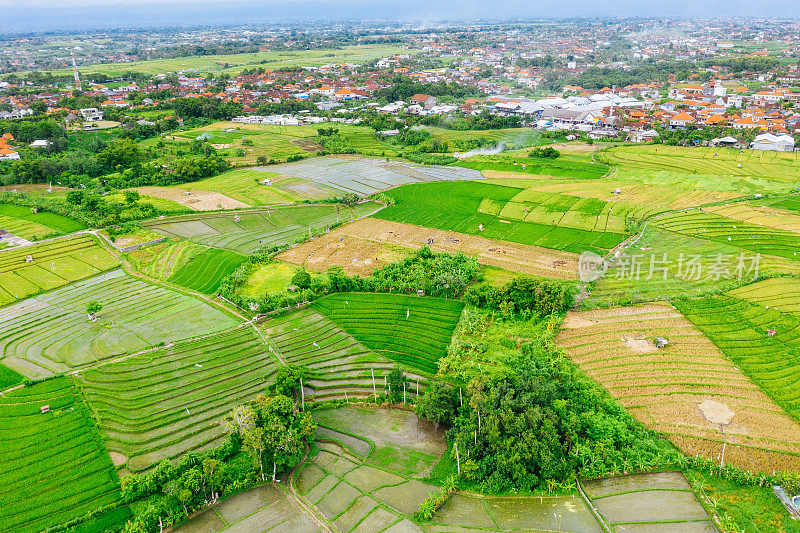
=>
[3,0,800,33]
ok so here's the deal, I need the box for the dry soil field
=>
[557,303,800,472]
[136,186,249,211]
[277,217,579,279]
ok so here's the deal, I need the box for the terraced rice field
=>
[653,209,800,259]
[492,189,635,233]
[587,226,800,306]
[141,202,381,254]
[126,239,207,280]
[582,472,714,533]
[705,201,800,235]
[168,248,247,293]
[491,179,742,212]
[0,270,240,379]
[0,233,118,306]
[266,156,482,196]
[0,203,86,240]
[557,304,800,472]
[675,285,800,426]
[263,309,431,403]
[79,326,277,473]
[296,441,430,532]
[172,484,319,533]
[375,181,625,255]
[606,145,800,185]
[279,217,579,280]
[312,293,464,375]
[0,377,121,533]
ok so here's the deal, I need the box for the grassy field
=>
[0,203,86,240]
[79,326,277,473]
[0,270,240,379]
[0,377,121,533]
[311,292,463,375]
[653,209,800,259]
[168,248,247,293]
[606,145,800,193]
[0,234,119,307]
[43,44,410,76]
[686,469,800,533]
[239,261,300,298]
[675,288,800,424]
[264,308,431,402]
[141,202,382,254]
[158,121,405,165]
[374,181,625,255]
[557,304,800,473]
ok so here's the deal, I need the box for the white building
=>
[750,133,795,152]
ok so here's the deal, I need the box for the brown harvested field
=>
[704,203,800,234]
[277,231,405,276]
[557,303,800,472]
[277,217,580,279]
[136,186,249,211]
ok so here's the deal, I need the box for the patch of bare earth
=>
[109,452,129,466]
[622,337,658,354]
[557,303,800,472]
[137,186,250,210]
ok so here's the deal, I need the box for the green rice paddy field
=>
[0,377,122,533]
[168,248,247,293]
[263,306,432,402]
[311,292,464,375]
[141,202,381,254]
[374,181,626,255]
[79,326,277,473]
[0,203,86,240]
[0,234,119,307]
[0,269,240,379]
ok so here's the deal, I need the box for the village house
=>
[410,94,437,109]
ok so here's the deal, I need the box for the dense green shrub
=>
[465,277,574,316]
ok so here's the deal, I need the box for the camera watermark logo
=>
[578,251,607,282]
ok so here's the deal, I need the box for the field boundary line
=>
[93,229,250,321]
[287,443,336,532]
[576,478,614,533]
